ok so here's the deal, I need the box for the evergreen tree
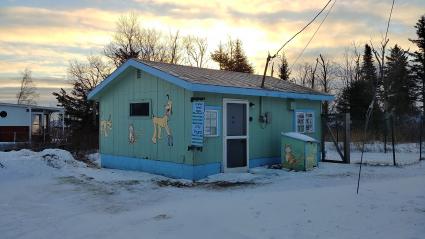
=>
[336,80,374,128]
[231,40,254,73]
[53,56,111,130]
[385,45,417,117]
[361,44,378,91]
[362,44,383,130]
[210,43,229,71]
[409,15,425,113]
[211,39,254,73]
[337,44,383,133]
[278,53,290,80]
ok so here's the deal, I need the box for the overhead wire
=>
[271,0,333,58]
[261,0,333,87]
[289,0,336,71]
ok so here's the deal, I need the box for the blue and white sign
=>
[191,102,205,146]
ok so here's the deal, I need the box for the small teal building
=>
[88,59,333,180]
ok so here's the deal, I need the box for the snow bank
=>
[0,149,88,181]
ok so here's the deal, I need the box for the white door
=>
[223,99,249,172]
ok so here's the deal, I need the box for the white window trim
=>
[295,111,315,133]
[204,109,219,137]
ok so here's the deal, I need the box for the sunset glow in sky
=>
[1,0,424,105]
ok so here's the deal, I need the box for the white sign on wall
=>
[191,102,205,146]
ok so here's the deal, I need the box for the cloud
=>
[0,0,423,105]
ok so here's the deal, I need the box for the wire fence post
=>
[344,113,351,164]
[420,115,423,161]
[321,114,326,161]
[391,114,396,166]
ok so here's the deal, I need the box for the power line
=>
[289,0,336,71]
[273,0,333,58]
[261,0,333,88]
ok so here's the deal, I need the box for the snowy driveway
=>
[0,149,424,239]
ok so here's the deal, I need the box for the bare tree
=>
[310,59,319,89]
[183,35,208,67]
[338,43,362,87]
[53,55,112,129]
[317,54,337,114]
[16,68,38,105]
[140,28,164,61]
[293,63,311,87]
[104,12,143,67]
[168,31,181,64]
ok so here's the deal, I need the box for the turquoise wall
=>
[192,92,322,166]
[98,67,322,169]
[98,67,194,165]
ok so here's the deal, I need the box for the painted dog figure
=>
[152,94,173,146]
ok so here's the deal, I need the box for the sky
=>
[0,0,424,106]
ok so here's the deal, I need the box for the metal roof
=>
[138,59,327,96]
[0,102,64,112]
[88,59,334,101]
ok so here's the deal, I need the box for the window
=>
[130,102,150,116]
[204,110,219,137]
[295,111,315,133]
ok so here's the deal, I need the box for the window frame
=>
[129,100,151,118]
[295,110,315,133]
[204,106,221,138]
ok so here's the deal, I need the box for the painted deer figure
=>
[152,95,173,146]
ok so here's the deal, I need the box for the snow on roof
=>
[282,132,318,142]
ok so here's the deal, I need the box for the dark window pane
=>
[226,103,246,136]
[227,139,247,168]
[130,102,149,116]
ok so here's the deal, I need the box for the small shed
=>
[88,59,333,180]
[281,132,319,171]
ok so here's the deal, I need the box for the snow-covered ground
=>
[1,149,424,239]
[326,142,422,165]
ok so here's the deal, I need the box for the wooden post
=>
[321,114,326,161]
[420,115,423,161]
[28,107,32,144]
[61,111,65,142]
[391,114,396,166]
[344,113,351,164]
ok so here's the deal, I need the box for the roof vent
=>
[136,69,142,79]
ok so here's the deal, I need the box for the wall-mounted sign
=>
[191,102,205,146]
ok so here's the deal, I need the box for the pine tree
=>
[278,53,290,80]
[210,43,230,70]
[385,45,417,118]
[53,56,111,130]
[336,80,374,128]
[211,39,254,73]
[361,44,378,91]
[409,15,425,113]
[337,44,383,133]
[362,44,383,129]
[231,40,254,73]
